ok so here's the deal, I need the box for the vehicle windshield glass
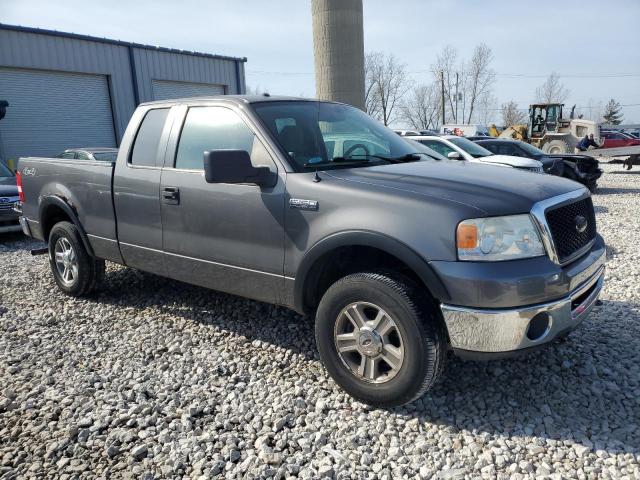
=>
[515,141,545,156]
[252,101,419,171]
[449,137,493,158]
[92,151,118,162]
[0,163,14,177]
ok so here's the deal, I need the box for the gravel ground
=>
[1,163,639,480]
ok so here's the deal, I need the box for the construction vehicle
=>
[499,103,599,154]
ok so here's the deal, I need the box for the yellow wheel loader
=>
[499,103,600,154]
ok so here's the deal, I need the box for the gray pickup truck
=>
[16,96,606,407]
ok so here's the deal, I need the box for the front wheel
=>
[48,221,105,296]
[315,272,446,407]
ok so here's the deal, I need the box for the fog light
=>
[527,313,551,341]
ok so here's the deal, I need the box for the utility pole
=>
[311,0,365,110]
[455,72,459,123]
[440,71,446,126]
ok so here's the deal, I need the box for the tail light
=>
[16,170,25,202]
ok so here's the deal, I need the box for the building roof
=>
[0,23,247,63]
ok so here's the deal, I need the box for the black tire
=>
[315,272,446,407]
[543,139,572,154]
[48,221,105,296]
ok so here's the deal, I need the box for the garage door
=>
[0,68,116,162]
[152,80,226,101]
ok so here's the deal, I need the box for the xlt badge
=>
[289,198,318,211]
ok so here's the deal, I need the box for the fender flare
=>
[293,230,450,313]
[39,195,95,257]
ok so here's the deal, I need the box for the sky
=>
[3,0,640,125]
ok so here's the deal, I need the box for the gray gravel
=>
[1,163,639,479]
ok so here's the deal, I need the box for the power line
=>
[247,69,640,79]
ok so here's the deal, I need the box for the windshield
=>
[515,141,545,156]
[449,137,493,158]
[92,151,118,162]
[252,101,419,171]
[0,163,14,177]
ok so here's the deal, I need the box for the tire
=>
[315,272,446,407]
[48,221,105,296]
[542,139,572,154]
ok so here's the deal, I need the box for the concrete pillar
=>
[311,0,365,110]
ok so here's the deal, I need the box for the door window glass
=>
[58,152,76,159]
[130,108,170,167]
[175,107,257,170]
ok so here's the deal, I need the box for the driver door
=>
[159,104,286,304]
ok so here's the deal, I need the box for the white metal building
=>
[0,24,246,165]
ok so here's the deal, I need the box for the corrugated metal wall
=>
[0,24,246,162]
[132,48,242,102]
[0,28,135,141]
[0,68,117,159]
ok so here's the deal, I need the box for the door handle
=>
[162,186,180,205]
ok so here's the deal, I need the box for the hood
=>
[0,176,18,197]
[479,154,542,168]
[324,160,584,216]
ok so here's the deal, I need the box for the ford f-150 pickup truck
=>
[16,96,606,407]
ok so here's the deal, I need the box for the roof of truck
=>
[139,95,341,107]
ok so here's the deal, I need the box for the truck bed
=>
[18,157,117,257]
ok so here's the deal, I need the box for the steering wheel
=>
[343,143,371,158]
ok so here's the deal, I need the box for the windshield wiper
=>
[302,152,425,169]
[302,157,372,168]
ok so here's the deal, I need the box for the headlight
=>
[457,214,545,261]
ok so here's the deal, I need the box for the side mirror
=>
[447,151,462,160]
[203,150,275,187]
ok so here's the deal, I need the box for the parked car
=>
[394,129,440,137]
[16,96,605,407]
[403,139,449,161]
[56,148,119,162]
[473,138,602,191]
[600,131,640,149]
[412,135,544,173]
[0,162,21,234]
[393,130,421,136]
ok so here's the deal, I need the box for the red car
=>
[601,131,640,149]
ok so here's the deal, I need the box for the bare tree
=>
[431,45,459,123]
[365,52,411,126]
[534,72,569,104]
[475,93,498,126]
[430,44,496,125]
[364,52,383,119]
[400,83,441,130]
[463,44,496,124]
[501,100,528,126]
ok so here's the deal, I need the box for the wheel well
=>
[302,245,434,313]
[41,204,72,242]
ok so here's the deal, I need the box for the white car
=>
[411,135,544,173]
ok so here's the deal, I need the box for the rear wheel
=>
[315,272,446,407]
[543,139,572,154]
[48,221,104,296]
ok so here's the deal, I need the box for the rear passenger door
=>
[113,106,174,275]
[159,104,286,304]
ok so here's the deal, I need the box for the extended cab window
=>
[175,107,257,170]
[130,108,169,167]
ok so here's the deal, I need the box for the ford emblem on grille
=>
[575,215,588,233]
[0,197,9,204]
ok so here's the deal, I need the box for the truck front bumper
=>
[435,236,606,357]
